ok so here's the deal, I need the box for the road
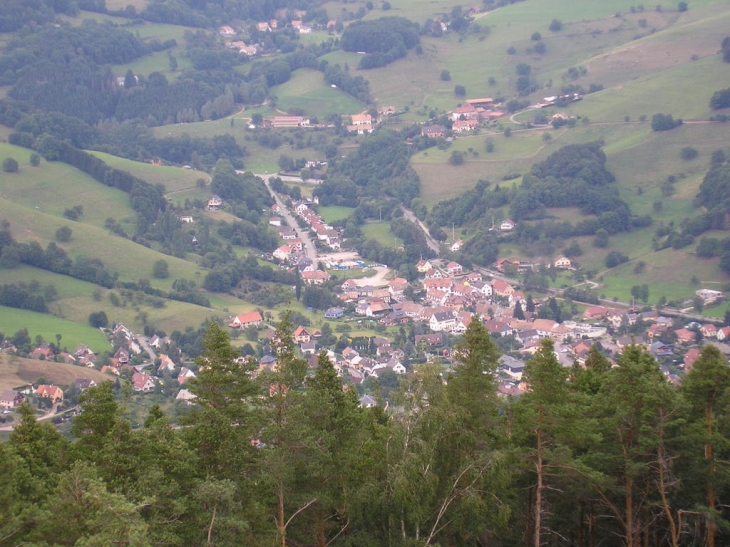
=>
[0,402,65,431]
[400,206,441,255]
[258,174,318,264]
[136,336,157,362]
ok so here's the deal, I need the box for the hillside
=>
[0,353,112,392]
[0,0,729,339]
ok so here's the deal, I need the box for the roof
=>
[236,311,263,324]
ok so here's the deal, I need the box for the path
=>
[0,402,64,431]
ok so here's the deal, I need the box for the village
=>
[3,176,725,424]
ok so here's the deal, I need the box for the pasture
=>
[0,306,109,354]
[271,69,366,117]
[88,151,209,193]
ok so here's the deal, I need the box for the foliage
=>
[87,310,108,328]
[651,113,682,131]
[710,87,730,110]
[2,157,19,172]
[340,17,420,69]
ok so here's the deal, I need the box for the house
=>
[416,259,433,273]
[0,390,24,409]
[176,388,196,403]
[132,372,156,393]
[207,195,223,210]
[229,311,264,329]
[178,367,197,384]
[273,245,295,262]
[430,311,456,332]
[415,333,444,347]
[492,279,515,298]
[36,385,64,403]
[718,327,730,341]
[684,347,701,372]
[113,347,130,366]
[293,326,311,343]
[499,355,525,380]
[499,219,516,232]
[257,22,271,32]
[554,255,573,269]
[359,394,377,408]
[158,354,176,373]
[73,378,97,392]
[218,25,236,37]
[269,216,283,227]
[324,307,344,319]
[675,328,697,344]
[351,114,372,125]
[422,125,446,138]
[366,300,391,317]
[583,306,609,320]
[446,261,463,276]
[701,324,718,338]
[450,239,463,252]
[696,289,723,305]
[301,270,330,285]
[301,341,317,355]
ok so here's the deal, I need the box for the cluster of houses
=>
[422,98,507,137]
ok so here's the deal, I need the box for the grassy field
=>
[318,205,355,223]
[88,151,209,193]
[0,306,109,353]
[271,69,366,118]
[0,354,112,392]
[361,222,395,246]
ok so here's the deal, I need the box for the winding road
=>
[400,206,441,255]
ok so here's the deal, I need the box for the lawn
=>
[0,306,109,353]
[0,354,113,393]
[271,69,366,118]
[361,222,395,246]
[318,205,355,223]
[88,151,209,194]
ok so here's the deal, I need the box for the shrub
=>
[440,69,451,81]
[153,259,170,279]
[680,147,698,160]
[2,158,19,173]
[55,226,72,242]
[651,113,681,131]
[531,32,542,41]
[88,311,109,328]
[549,19,563,32]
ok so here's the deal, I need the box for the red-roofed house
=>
[675,328,697,344]
[36,385,64,403]
[684,347,701,372]
[302,270,330,285]
[229,311,264,329]
[132,372,156,393]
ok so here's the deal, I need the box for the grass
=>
[361,222,395,246]
[88,151,209,193]
[0,354,113,393]
[0,306,109,353]
[271,69,366,117]
[318,205,355,223]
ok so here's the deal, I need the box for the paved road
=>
[136,336,157,362]
[400,206,441,255]
[258,174,318,265]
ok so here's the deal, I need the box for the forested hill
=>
[5,319,730,547]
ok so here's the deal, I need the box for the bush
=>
[710,88,730,110]
[440,69,451,81]
[678,1,688,11]
[533,41,546,54]
[531,32,542,41]
[88,311,109,328]
[153,259,169,279]
[55,226,72,242]
[651,113,681,131]
[549,19,563,32]
[454,85,466,97]
[449,151,465,165]
[2,158,19,173]
[30,153,41,167]
[680,147,698,160]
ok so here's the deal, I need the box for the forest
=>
[3,317,730,547]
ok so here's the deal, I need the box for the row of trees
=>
[5,318,730,547]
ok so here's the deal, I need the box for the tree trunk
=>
[278,477,286,547]
[535,407,543,547]
[706,405,716,547]
[625,474,634,547]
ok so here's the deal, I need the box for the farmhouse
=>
[207,195,223,210]
[229,311,264,329]
[132,372,156,393]
[36,385,64,403]
[422,125,446,138]
[499,219,516,232]
[0,390,24,409]
[554,255,572,269]
[301,270,330,285]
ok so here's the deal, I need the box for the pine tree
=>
[682,345,730,547]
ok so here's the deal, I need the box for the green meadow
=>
[271,69,366,117]
[318,206,355,223]
[0,306,109,353]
